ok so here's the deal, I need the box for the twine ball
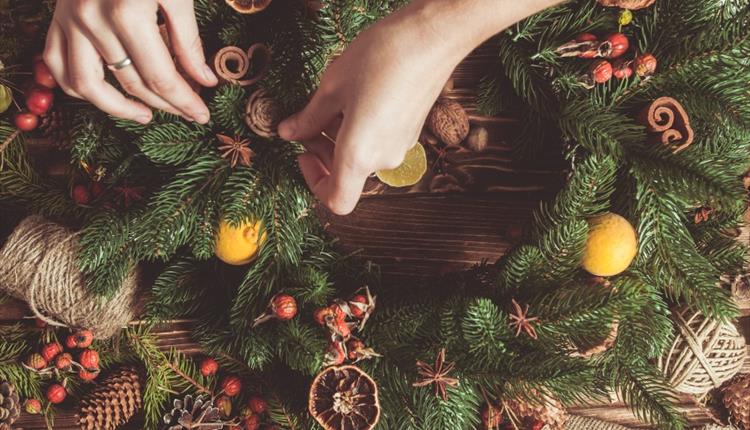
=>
[0,216,140,338]
[659,308,746,395]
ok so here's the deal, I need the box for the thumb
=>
[159,0,218,88]
[279,88,339,141]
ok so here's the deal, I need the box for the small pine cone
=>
[723,373,750,430]
[427,98,470,146]
[0,381,21,430]
[76,367,143,430]
[245,88,282,138]
[40,108,73,149]
[505,389,568,430]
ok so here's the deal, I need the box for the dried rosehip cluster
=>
[555,31,657,87]
[23,329,100,385]
[480,403,547,430]
[313,287,381,366]
[199,357,272,430]
[21,328,99,408]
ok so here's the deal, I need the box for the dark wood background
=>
[2,39,749,430]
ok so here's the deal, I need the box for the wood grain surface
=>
[2,37,749,430]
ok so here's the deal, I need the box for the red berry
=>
[26,353,47,370]
[73,185,91,205]
[41,342,62,362]
[247,396,268,415]
[34,318,48,328]
[46,384,67,404]
[575,33,597,43]
[634,52,657,77]
[271,295,297,321]
[24,399,43,414]
[589,60,613,84]
[575,33,599,59]
[599,32,629,59]
[33,61,57,89]
[65,335,77,349]
[221,375,242,397]
[200,358,219,377]
[313,307,333,326]
[72,329,94,348]
[55,353,73,370]
[14,112,39,131]
[26,86,54,115]
[612,59,634,79]
[78,368,99,382]
[348,295,368,319]
[79,349,100,370]
[244,415,261,430]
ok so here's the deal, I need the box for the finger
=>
[112,9,210,123]
[305,119,373,215]
[159,0,218,87]
[302,134,335,168]
[43,20,81,98]
[72,21,183,117]
[66,29,152,123]
[279,87,340,141]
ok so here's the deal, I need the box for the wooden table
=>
[3,40,750,430]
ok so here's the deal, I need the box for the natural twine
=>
[659,308,746,395]
[565,415,630,430]
[0,215,140,338]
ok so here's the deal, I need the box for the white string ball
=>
[659,308,746,395]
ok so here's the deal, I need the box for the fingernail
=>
[194,112,209,124]
[202,64,218,84]
[135,114,152,124]
[278,117,295,139]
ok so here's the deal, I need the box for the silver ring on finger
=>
[106,57,133,71]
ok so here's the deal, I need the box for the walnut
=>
[596,0,656,10]
[465,126,488,152]
[427,98,469,146]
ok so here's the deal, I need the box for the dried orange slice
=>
[225,0,272,14]
[309,365,380,430]
[375,143,427,187]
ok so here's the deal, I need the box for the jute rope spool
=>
[659,308,746,395]
[0,215,140,338]
[565,415,630,430]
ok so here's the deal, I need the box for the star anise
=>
[694,206,714,224]
[114,184,145,208]
[217,134,254,168]
[412,348,459,401]
[509,299,539,339]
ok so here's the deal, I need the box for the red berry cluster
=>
[23,329,100,406]
[199,358,273,430]
[556,32,657,86]
[313,287,380,366]
[14,56,58,132]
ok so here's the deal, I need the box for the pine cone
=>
[163,394,223,430]
[505,389,568,430]
[0,381,21,430]
[76,367,143,430]
[723,374,750,430]
[40,108,73,149]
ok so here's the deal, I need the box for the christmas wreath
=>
[0,0,749,429]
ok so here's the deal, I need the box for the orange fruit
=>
[215,218,267,265]
[582,213,637,277]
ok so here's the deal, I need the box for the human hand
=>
[44,0,218,124]
[280,0,561,215]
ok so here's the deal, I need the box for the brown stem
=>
[165,360,212,395]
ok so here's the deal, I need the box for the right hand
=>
[44,0,218,124]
